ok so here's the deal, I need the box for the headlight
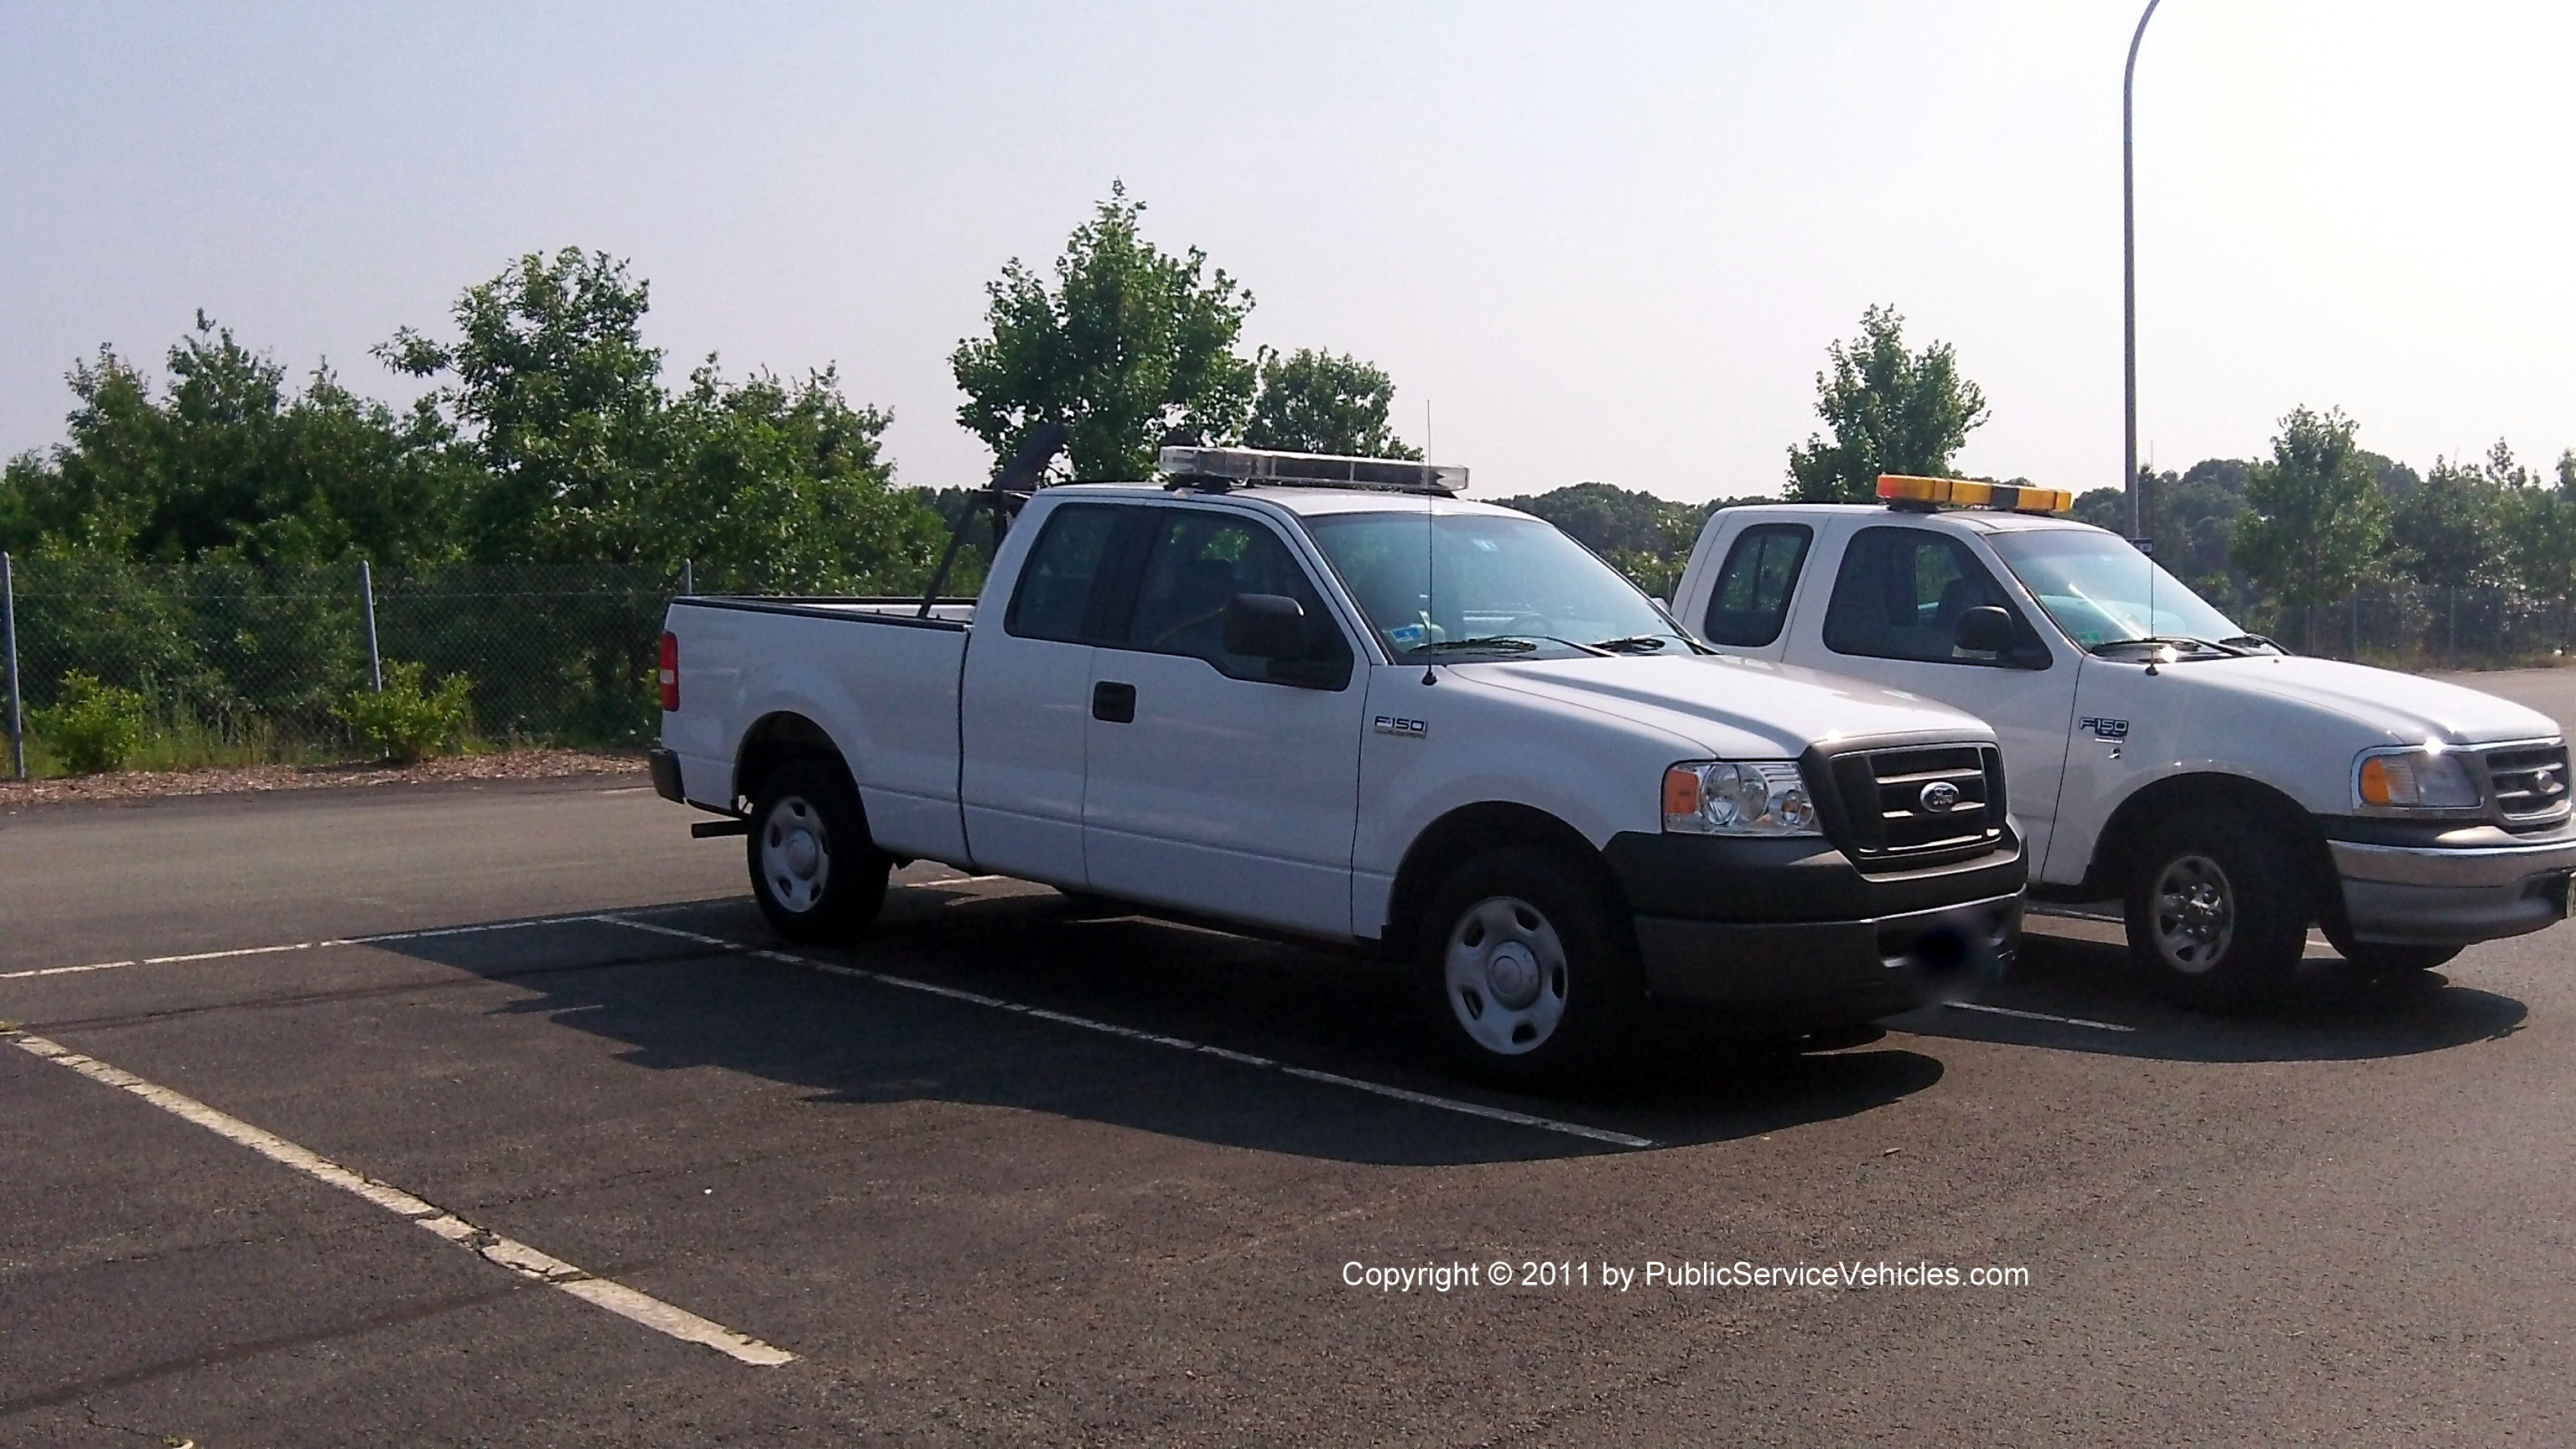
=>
[2355,746,2480,810]
[1662,761,1820,836]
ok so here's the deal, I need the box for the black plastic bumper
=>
[1602,832,2027,1020]
[647,747,686,804]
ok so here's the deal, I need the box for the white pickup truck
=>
[651,447,2025,1083]
[1670,477,2576,1009]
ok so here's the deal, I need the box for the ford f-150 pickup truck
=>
[1671,474,2576,1010]
[652,447,2026,1082]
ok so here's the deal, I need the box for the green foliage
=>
[336,660,475,765]
[2231,406,2391,616]
[2392,449,2511,589]
[1242,348,1421,459]
[31,671,146,774]
[951,184,1257,480]
[1493,482,1764,599]
[1787,305,1989,503]
[0,318,475,567]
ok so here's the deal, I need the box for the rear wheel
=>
[747,758,888,942]
[1417,846,1642,1088]
[2122,810,2307,1010]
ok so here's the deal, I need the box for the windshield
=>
[1987,528,2246,650]
[1303,511,1689,661]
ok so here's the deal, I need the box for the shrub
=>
[31,672,148,775]
[336,661,475,765]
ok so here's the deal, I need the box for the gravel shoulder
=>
[0,747,647,813]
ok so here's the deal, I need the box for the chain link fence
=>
[2242,585,2576,672]
[0,557,693,773]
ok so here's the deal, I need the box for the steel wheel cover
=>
[2150,852,2235,974]
[1444,895,1571,1056]
[761,794,832,913]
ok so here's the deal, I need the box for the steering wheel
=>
[1502,613,1557,639]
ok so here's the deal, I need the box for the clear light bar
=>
[1159,446,1468,496]
[1877,474,2071,514]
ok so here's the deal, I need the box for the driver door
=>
[1080,506,1370,937]
[1784,523,2080,866]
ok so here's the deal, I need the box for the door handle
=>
[1092,680,1136,724]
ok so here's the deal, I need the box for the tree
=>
[1786,305,1989,502]
[2230,407,2389,635]
[950,184,1256,480]
[2391,451,2506,589]
[1241,348,1420,459]
[0,318,470,566]
[380,248,668,564]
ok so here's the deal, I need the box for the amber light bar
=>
[1876,474,2072,514]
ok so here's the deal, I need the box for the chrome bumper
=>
[2332,836,2576,945]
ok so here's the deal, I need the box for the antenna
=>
[1420,400,1437,685]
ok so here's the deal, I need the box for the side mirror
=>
[1222,593,1307,659]
[1953,605,2018,656]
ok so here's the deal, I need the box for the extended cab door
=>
[958,501,1126,886]
[1081,503,1369,937]
[1779,520,2080,867]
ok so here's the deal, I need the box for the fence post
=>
[361,559,383,693]
[3,551,23,780]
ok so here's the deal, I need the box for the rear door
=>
[958,501,1128,886]
[1081,504,1370,937]
[1781,522,2080,866]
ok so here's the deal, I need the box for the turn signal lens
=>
[657,631,679,712]
[1662,766,1702,818]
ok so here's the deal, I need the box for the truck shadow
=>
[371,879,1944,1167]
[1885,931,2531,1062]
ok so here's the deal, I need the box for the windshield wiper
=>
[2219,633,2284,654]
[1406,635,1610,657]
[2088,635,2250,658]
[1588,636,1670,653]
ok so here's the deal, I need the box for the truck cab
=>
[1670,477,2576,1008]
[656,449,2028,1083]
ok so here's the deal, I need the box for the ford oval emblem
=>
[1919,780,1962,814]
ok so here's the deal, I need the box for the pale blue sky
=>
[3,2,2568,502]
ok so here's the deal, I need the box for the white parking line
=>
[595,915,1659,1150]
[0,907,693,982]
[4,1030,793,1365]
[1942,1001,2137,1033]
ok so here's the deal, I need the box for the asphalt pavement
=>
[4,678,2574,1446]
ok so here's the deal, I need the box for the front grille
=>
[2484,743,2572,827]
[1816,742,2007,868]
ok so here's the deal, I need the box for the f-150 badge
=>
[1373,715,1428,740]
[2079,716,2131,740]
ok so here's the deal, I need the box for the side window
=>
[1005,505,1122,643]
[1120,511,1353,688]
[1701,523,1812,647]
[1822,527,2023,665]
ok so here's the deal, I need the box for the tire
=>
[2338,942,2462,979]
[2122,809,2307,1010]
[1416,846,1643,1088]
[746,758,888,943]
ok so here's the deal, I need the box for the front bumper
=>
[2329,828,2576,945]
[1602,832,2027,1021]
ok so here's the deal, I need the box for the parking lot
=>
[8,684,2576,1445]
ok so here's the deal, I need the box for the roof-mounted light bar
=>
[1876,474,2071,515]
[1159,445,1467,496]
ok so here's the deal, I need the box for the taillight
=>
[658,631,679,711]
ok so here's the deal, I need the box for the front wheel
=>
[2122,810,2308,1010]
[747,758,889,943]
[1417,846,1642,1088]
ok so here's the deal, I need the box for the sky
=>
[3,2,2569,505]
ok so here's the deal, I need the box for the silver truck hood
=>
[1452,652,1993,759]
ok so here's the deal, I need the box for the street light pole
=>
[2123,0,2162,540]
